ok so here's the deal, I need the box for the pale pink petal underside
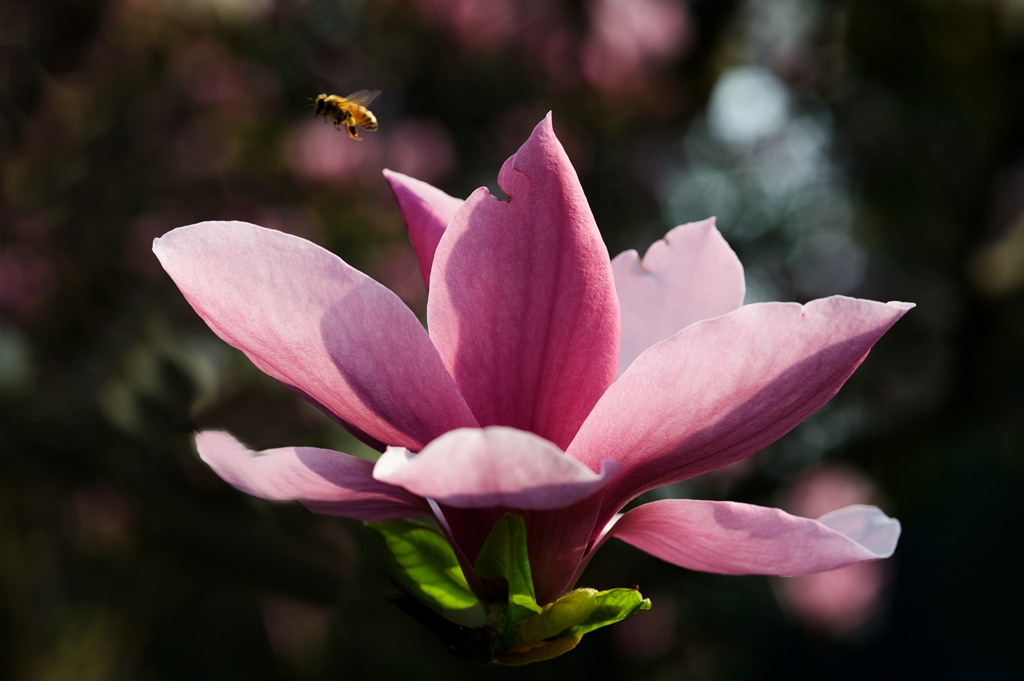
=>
[154,221,477,451]
[816,505,903,557]
[373,427,620,509]
[196,431,427,520]
[567,296,913,515]
[607,499,900,575]
[383,169,464,290]
[427,114,620,450]
[612,218,744,376]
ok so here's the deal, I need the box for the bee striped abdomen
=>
[312,91,381,140]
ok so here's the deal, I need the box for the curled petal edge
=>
[196,430,428,521]
[373,426,621,510]
[599,499,900,577]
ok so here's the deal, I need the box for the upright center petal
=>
[426,114,620,450]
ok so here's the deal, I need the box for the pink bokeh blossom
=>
[405,0,520,53]
[582,0,694,93]
[774,465,895,637]
[0,247,55,319]
[286,118,454,188]
[286,119,385,184]
[171,41,278,115]
[155,115,910,610]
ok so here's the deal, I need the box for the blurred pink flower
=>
[384,120,456,185]
[171,41,278,115]
[286,119,385,185]
[406,0,518,52]
[0,247,55,319]
[154,115,910,609]
[774,465,895,637]
[285,118,454,188]
[582,0,693,92]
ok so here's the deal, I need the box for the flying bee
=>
[313,90,380,140]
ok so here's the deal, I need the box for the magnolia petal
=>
[567,296,913,515]
[816,505,903,557]
[373,427,620,510]
[440,498,609,606]
[195,431,427,520]
[607,499,900,575]
[383,169,464,290]
[612,218,744,376]
[426,114,620,451]
[154,221,477,451]
[516,501,609,605]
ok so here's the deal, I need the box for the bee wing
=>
[343,90,382,107]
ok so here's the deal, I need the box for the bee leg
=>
[346,124,361,140]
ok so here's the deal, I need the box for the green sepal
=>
[370,515,652,665]
[513,587,652,647]
[366,519,486,628]
[472,513,543,627]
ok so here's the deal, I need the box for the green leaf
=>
[561,587,651,638]
[473,514,543,626]
[514,587,651,646]
[366,519,486,627]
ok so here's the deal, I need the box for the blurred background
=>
[2,0,1022,678]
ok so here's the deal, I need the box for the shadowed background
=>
[2,0,1022,679]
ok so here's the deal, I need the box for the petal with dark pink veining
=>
[383,169,464,290]
[154,221,478,451]
[605,499,900,575]
[427,114,620,450]
[196,431,427,520]
[612,218,744,376]
[567,296,912,515]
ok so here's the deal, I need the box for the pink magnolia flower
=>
[153,115,909,656]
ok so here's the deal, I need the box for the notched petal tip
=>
[612,217,745,375]
[426,117,619,451]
